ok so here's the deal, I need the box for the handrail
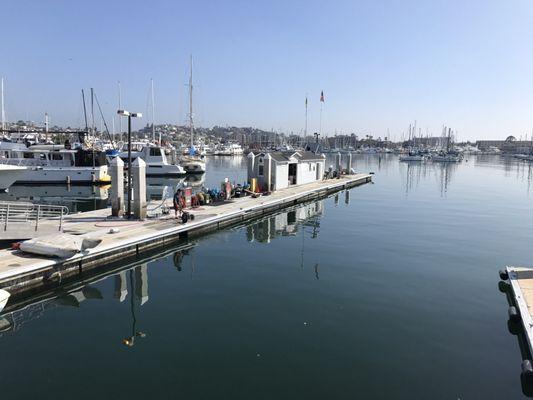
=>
[0,201,69,232]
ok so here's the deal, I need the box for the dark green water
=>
[2,154,533,399]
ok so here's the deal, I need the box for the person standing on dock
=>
[173,188,183,219]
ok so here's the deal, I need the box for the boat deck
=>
[0,173,372,297]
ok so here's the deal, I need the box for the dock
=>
[500,266,533,389]
[0,173,372,299]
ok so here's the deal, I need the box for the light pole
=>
[117,109,142,218]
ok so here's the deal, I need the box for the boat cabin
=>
[247,150,326,192]
[0,142,106,167]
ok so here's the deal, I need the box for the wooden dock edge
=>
[0,174,372,298]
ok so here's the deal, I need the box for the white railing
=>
[0,201,69,232]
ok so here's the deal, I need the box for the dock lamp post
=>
[117,109,142,219]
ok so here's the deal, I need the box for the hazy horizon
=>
[3,0,533,141]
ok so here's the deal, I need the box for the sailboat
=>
[431,127,462,162]
[179,56,206,174]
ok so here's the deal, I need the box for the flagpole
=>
[319,101,323,137]
[304,94,308,138]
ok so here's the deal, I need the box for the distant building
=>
[476,136,533,153]
[247,151,326,192]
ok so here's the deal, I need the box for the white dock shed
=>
[247,151,326,192]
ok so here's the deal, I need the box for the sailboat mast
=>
[0,78,6,133]
[151,78,156,143]
[90,88,95,139]
[1,77,5,133]
[118,81,122,142]
[189,55,194,149]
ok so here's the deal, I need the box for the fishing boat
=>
[0,141,111,184]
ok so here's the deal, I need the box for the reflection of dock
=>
[247,201,324,243]
[0,174,371,298]
[0,240,195,337]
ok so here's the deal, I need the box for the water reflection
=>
[0,184,109,212]
[246,201,323,243]
[0,242,194,340]
[399,161,458,197]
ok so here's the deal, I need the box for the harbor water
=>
[2,154,533,399]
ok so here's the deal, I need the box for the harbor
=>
[3,1,533,398]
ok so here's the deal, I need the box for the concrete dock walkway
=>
[0,173,371,298]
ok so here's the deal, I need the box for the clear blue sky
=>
[3,0,533,140]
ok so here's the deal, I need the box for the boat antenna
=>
[189,54,194,149]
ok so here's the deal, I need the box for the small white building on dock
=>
[247,151,326,192]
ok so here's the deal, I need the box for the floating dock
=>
[500,266,533,387]
[0,173,371,299]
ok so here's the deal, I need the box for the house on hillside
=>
[247,150,326,192]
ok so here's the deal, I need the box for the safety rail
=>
[0,201,69,232]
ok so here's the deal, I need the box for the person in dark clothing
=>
[173,189,183,219]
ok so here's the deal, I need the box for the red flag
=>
[320,91,324,102]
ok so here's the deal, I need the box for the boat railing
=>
[0,201,69,233]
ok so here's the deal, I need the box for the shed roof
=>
[260,151,324,163]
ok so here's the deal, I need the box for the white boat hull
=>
[0,165,28,191]
[7,166,111,184]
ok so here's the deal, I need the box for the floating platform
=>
[500,266,533,390]
[0,174,371,299]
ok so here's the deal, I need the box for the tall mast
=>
[1,77,5,133]
[151,78,156,143]
[118,81,122,141]
[81,89,88,144]
[90,88,95,139]
[189,55,194,149]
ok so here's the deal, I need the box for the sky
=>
[2,0,533,141]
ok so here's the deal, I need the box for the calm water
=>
[2,154,533,399]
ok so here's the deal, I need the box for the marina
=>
[2,1,533,397]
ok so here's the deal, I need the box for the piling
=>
[336,152,342,174]
[132,158,147,219]
[346,153,352,172]
[109,157,124,217]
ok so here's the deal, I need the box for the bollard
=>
[335,152,342,175]
[109,157,124,217]
[346,153,352,173]
[132,158,147,219]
